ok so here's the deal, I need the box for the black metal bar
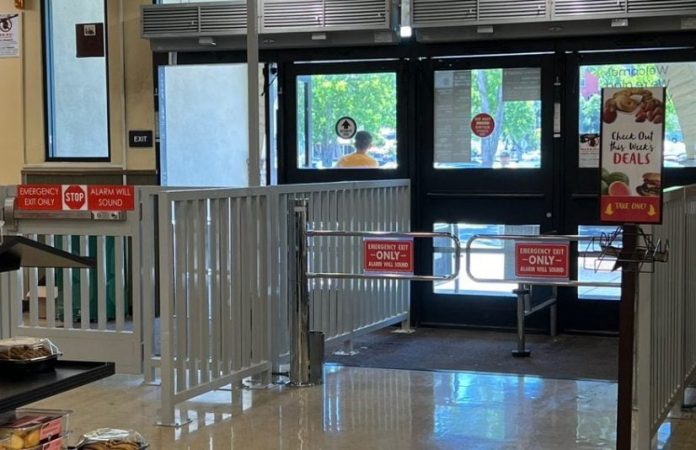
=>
[617,224,638,450]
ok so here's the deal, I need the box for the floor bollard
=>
[309,331,325,385]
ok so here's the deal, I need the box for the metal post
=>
[289,199,311,386]
[617,224,638,450]
[246,0,260,186]
[550,286,558,337]
[513,284,531,357]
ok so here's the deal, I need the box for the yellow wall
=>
[0,0,155,185]
[0,1,26,184]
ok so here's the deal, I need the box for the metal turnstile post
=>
[513,284,531,357]
[289,199,313,386]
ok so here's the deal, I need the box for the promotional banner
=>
[599,87,665,223]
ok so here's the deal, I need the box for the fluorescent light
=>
[400,26,412,38]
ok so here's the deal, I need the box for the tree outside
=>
[436,68,542,169]
[297,73,397,169]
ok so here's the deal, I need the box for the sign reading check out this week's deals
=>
[599,87,665,224]
[16,185,135,212]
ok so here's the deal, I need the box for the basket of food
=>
[0,409,69,449]
[74,429,148,450]
[0,338,61,376]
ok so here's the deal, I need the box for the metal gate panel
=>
[0,186,148,374]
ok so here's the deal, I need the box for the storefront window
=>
[434,68,542,169]
[433,223,540,296]
[577,225,621,301]
[579,62,696,168]
[296,72,397,169]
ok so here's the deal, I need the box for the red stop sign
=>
[63,185,86,210]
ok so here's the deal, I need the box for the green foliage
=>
[580,64,681,139]
[305,73,396,146]
[472,69,541,166]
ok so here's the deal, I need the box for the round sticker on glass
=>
[471,113,495,138]
[335,117,357,139]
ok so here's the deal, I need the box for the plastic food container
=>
[74,429,148,450]
[22,435,66,450]
[0,409,69,449]
[0,338,61,376]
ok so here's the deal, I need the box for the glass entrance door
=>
[414,55,561,330]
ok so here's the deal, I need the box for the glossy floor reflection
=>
[26,365,696,449]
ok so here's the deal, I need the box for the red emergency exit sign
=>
[363,238,414,274]
[16,185,135,212]
[515,242,569,279]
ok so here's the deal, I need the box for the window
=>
[45,0,109,159]
[434,68,542,169]
[433,223,540,296]
[159,64,249,187]
[577,225,621,301]
[579,62,696,168]
[296,72,397,169]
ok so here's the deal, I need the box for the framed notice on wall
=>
[599,87,665,224]
[0,13,21,58]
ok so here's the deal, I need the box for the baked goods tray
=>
[0,361,115,414]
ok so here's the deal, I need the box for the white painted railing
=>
[635,185,696,448]
[0,181,410,425]
[155,187,273,426]
[0,186,146,374]
[144,180,410,425]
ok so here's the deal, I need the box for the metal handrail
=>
[305,230,461,281]
[465,234,622,288]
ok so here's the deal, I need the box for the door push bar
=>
[306,230,462,282]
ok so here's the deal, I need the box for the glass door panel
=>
[415,55,556,329]
[578,62,696,169]
[434,68,542,169]
[296,72,397,170]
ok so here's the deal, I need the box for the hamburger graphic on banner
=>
[599,87,665,224]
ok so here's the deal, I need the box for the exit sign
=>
[128,130,153,148]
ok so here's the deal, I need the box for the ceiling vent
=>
[260,0,392,33]
[142,2,247,38]
[142,1,398,51]
[627,0,696,16]
[412,0,477,27]
[552,0,627,18]
[478,0,547,22]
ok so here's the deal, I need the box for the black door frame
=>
[279,59,412,184]
[413,53,559,330]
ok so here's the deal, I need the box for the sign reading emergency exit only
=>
[363,238,414,274]
[515,242,569,279]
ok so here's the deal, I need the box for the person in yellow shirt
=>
[335,131,379,168]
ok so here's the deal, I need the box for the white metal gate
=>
[0,186,146,374]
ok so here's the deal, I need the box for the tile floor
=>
[26,365,696,449]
